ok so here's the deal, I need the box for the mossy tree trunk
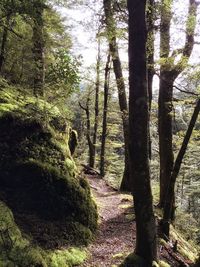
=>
[159,0,198,215]
[103,0,131,192]
[0,13,11,74]
[100,52,111,177]
[128,0,157,264]
[32,2,45,97]
[162,98,200,237]
[147,0,155,160]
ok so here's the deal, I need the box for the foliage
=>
[46,49,81,102]
[0,1,72,88]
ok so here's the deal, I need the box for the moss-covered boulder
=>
[0,80,97,251]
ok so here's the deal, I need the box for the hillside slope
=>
[0,79,97,266]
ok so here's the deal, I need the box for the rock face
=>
[0,82,97,250]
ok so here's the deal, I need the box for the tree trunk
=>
[92,38,101,168]
[128,0,157,264]
[147,0,155,160]
[100,53,111,177]
[158,0,198,211]
[103,0,131,192]
[146,0,155,111]
[162,98,200,237]
[32,5,45,97]
[79,97,95,167]
[0,14,11,74]
[158,72,174,208]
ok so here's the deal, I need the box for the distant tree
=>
[103,0,131,192]
[0,13,11,73]
[92,36,101,168]
[128,0,157,264]
[100,52,111,176]
[31,0,46,96]
[79,93,95,168]
[162,98,200,237]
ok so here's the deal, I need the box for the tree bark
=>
[0,14,11,74]
[103,0,131,192]
[128,0,157,264]
[146,0,155,111]
[147,0,155,160]
[158,0,198,210]
[162,98,200,237]
[100,52,111,177]
[32,3,45,97]
[92,37,101,168]
[79,98,95,167]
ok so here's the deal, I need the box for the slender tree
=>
[79,95,95,167]
[103,0,131,191]
[32,0,46,96]
[162,98,200,237]
[128,0,157,264]
[92,37,101,168]
[158,0,198,209]
[100,52,111,176]
[147,0,155,160]
[146,0,155,111]
[0,13,11,74]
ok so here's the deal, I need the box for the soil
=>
[81,174,195,267]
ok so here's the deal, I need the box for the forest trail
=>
[81,174,195,267]
[81,175,135,267]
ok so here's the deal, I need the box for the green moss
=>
[0,83,97,265]
[159,238,168,247]
[178,246,196,262]
[0,201,47,267]
[46,248,87,267]
[112,252,125,259]
[159,260,171,267]
[119,253,147,267]
[0,200,88,267]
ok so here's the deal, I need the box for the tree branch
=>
[0,23,23,39]
[174,0,198,73]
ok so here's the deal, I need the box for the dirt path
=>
[81,175,194,267]
[81,175,135,267]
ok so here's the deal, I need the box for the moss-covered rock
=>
[119,253,147,267]
[0,81,97,264]
[0,200,88,267]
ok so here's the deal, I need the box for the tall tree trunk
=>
[147,0,155,160]
[103,0,131,192]
[128,0,157,264]
[100,52,111,177]
[146,0,155,111]
[92,38,101,168]
[158,73,174,208]
[0,14,11,74]
[79,98,95,167]
[32,4,45,97]
[162,98,200,237]
[158,0,198,211]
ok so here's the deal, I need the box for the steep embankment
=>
[0,78,97,266]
